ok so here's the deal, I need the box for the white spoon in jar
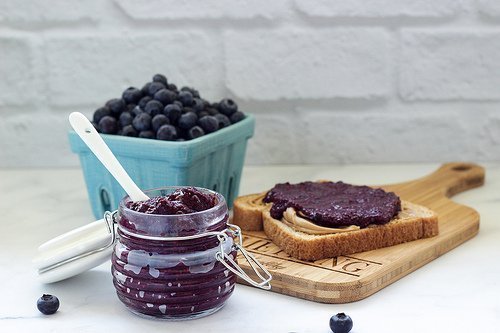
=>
[68,112,150,202]
[33,112,150,283]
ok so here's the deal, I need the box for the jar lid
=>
[33,212,273,290]
[33,213,116,284]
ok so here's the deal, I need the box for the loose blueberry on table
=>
[37,294,60,315]
[92,74,246,141]
[329,313,353,333]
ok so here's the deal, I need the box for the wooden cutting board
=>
[235,162,485,303]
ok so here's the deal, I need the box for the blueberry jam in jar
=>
[111,187,239,320]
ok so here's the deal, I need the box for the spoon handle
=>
[69,112,150,202]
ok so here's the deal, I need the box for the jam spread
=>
[112,187,236,319]
[126,187,217,215]
[263,181,401,228]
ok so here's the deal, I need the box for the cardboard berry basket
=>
[68,114,255,219]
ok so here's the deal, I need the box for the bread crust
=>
[232,192,268,231]
[262,201,439,261]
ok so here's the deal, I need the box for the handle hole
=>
[100,188,111,212]
[227,176,234,201]
[452,165,471,172]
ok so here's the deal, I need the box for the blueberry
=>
[152,74,168,86]
[168,83,178,92]
[154,89,177,105]
[175,126,186,138]
[178,112,198,130]
[132,112,152,131]
[148,82,166,96]
[178,90,193,106]
[91,121,100,132]
[138,96,152,109]
[329,313,353,333]
[218,98,238,116]
[230,111,245,123]
[191,98,205,112]
[105,98,125,116]
[214,114,231,128]
[183,107,194,114]
[122,87,143,104]
[157,124,178,141]
[37,294,59,315]
[93,107,111,124]
[197,111,209,118]
[144,100,164,117]
[188,125,205,140]
[180,86,200,98]
[173,100,183,108]
[152,114,170,132]
[125,103,137,113]
[141,82,152,95]
[98,116,118,134]
[138,130,155,139]
[132,105,144,116]
[206,107,219,116]
[121,125,138,137]
[198,115,219,133]
[163,104,182,124]
[119,111,134,127]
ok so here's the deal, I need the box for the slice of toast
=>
[263,201,438,261]
[232,189,438,261]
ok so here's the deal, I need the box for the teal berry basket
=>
[69,114,255,219]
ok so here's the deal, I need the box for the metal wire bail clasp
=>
[215,223,272,290]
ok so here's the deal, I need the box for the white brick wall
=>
[225,29,391,100]
[0,0,500,167]
[294,0,464,18]
[299,111,473,163]
[44,33,224,106]
[115,0,290,20]
[0,0,100,24]
[400,30,500,101]
[0,37,37,106]
[477,0,500,18]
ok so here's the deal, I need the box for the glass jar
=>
[111,187,232,320]
[110,187,270,320]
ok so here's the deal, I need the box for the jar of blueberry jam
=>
[111,186,271,320]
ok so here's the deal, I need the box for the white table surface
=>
[1,163,499,333]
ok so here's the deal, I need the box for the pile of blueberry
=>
[92,74,245,141]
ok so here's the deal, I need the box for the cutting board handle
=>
[421,162,485,197]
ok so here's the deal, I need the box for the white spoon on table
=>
[33,112,150,283]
